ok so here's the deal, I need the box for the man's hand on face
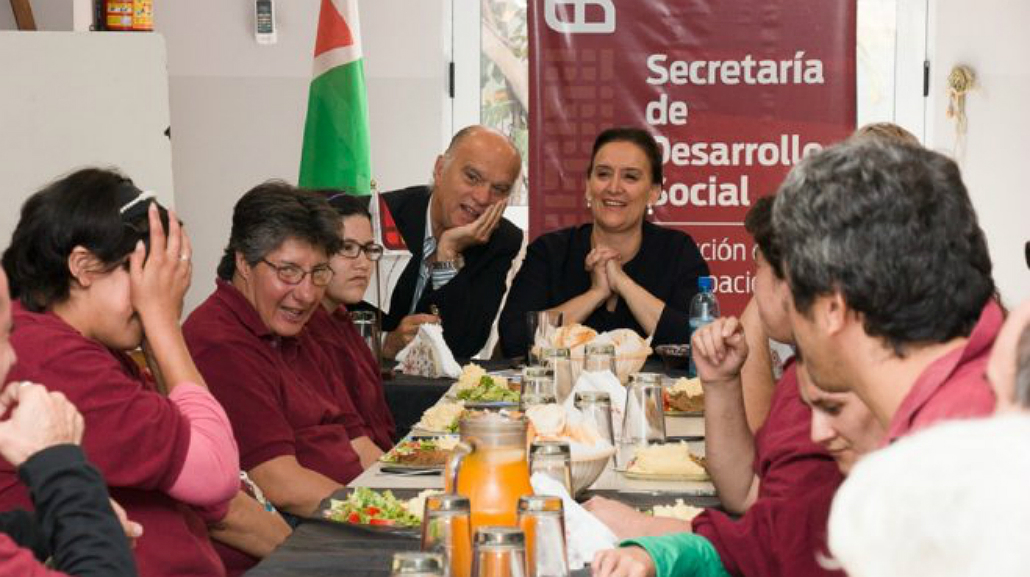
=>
[435,200,507,262]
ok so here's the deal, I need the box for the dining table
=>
[245,361,713,577]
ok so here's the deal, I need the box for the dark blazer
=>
[379,186,523,358]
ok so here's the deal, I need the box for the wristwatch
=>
[430,255,465,273]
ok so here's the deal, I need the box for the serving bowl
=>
[655,343,691,372]
[570,445,616,495]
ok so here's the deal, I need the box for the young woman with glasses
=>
[304,192,396,451]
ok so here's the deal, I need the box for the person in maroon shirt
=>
[306,192,396,451]
[0,264,137,577]
[184,182,382,520]
[0,168,257,577]
[772,138,999,440]
[591,356,887,577]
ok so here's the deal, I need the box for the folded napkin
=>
[531,473,618,570]
[564,369,627,442]
[395,323,462,378]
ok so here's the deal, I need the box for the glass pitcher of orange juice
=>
[445,413,533,536]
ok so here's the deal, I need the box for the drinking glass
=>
[421,495,473,577]
[519,392,557,412]
[517,496,569,577]
[528,441,572,496]
[540,347,573,403]
[471,527,527,577]
[583,343,616,374]
[519,374,557,411]
[392,552,445,577]
[574,391,615,447]
[618,377,666,469]
[351,310,381,364]
[525,311,563,365]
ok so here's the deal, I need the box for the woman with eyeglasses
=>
[304,193,396,451]
[0,168,240,577]
[183,182,382,522]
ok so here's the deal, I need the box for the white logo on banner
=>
[544,0,615,34]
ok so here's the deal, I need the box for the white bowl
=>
[570,445,615,495]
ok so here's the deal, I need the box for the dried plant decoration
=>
[946,65,976,159]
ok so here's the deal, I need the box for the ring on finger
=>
[179,254,190,262]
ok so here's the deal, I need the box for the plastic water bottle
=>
[688,277,720,376]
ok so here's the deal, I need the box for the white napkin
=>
[564,370,627,442]
[531,473,618,570]
[395,322,462,378]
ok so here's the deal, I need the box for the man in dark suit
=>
[380,125,523,359]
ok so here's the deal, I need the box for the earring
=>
[647,204,654,216]
[585,197,592,208]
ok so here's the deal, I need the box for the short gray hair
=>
[772,139,993,354]
[217,181,343,280]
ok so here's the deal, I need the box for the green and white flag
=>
[298,0,372,194]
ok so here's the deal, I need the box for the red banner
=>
[528,0,856,315]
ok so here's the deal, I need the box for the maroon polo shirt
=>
[694,483,843,577]
[307,306,396,451]
[183,280,365,485]
[750,361,842,500]
[886,299,1001,442]
[0,303,225,577]
[691,360,844,577]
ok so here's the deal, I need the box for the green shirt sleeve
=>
[621,533,731,577]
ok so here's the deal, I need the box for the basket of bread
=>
[524,403,614,495]
[550,325,652,384]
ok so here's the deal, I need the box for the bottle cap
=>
[698,276,714,292]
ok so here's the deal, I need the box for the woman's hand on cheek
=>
[130,203,192,325]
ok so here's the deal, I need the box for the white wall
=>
[0,32,174,250]
[925,0,1030,308]
[155,0,448,312]
[0,1,73,30]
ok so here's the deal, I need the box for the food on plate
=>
[404,489,445,521]
[325,487,421,527]
[455,375,518,403]
[416,401,465,433]
[456,363,488,390]
[665,376,704,413]
[628,442,707,477]
[380,436,460,467]
[651,499,704,522]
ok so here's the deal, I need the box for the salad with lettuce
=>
[455,375,519,403]
[325,487,422,527]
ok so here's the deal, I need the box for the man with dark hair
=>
[773,139,1000,441]
[185,182,382,522]
[379,125,524,359]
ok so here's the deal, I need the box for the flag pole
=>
[370,177,386,373]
